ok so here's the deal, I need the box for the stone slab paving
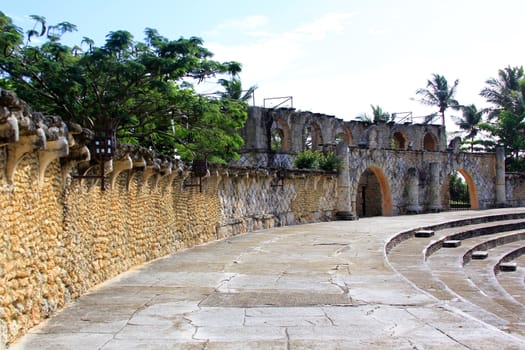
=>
[9,209,525,349]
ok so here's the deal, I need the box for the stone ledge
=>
[443,240,461,248]
[415,230,434,238]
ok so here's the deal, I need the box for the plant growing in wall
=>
[294,150,342,172]
[319,152,342,172]
[294,150,321,169]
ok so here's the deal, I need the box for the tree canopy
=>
[0,12,249,163]
[414,74,460,126]
[478,66,525,171]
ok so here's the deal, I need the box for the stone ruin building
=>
[2,89,525,347]
[237,107,516,219]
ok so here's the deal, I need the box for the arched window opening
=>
[271,128,283,151]
[334,125,352,146]
[304,122,323,151]
[423,133,437,151]
[391,132,408,149]
[270,118,290,151]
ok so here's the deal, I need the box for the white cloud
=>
[294,13,354,40]
[207,12,355,82]
[205,15,269,37]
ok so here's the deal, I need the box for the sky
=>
[2,0,524,130]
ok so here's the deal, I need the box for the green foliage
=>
[355,104,390,123]
[479,66,525,171]
[449,172,469,204]
[414,73,460,126]
[294,150,342,172]
[294,149,321,169]
[318,152,342,172]
[0,12,248,163]
[454,104,483,152]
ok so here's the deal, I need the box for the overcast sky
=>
[3,0,524,129]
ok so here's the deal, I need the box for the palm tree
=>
[454,104,483,152]
[480,66,524,120]
[218,77,257,103]
[414,74,460,126]
[370,104,390,122]
[355,104,390,123]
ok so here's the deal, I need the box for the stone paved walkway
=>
[10,209,525,349]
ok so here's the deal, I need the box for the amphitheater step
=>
[499,262,518,272]
[415,229,434,238]
[443,240,461,248]
[472,251,489,260]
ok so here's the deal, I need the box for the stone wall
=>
[0,150,337,346]
[0,91,338,347]
[505,173,525,206]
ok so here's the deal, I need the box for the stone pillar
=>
[495,146,506,206]
[335,142,355,220]
[428,162,442,212]
[406,168,422,213]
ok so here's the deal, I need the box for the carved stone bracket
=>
[37,136,69,187]
[110,156,133,189]
[6,134,47,184]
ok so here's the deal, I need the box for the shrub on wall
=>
[319,152,342,172]
[294,150,321,169]
[294,150,342,172]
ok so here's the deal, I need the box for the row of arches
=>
[356,167,478,217]
[270,118,439,152]
[391,131,438,151]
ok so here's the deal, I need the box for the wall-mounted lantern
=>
[184,158,208,192]
[271,167,287,188]
[73,128,116,191]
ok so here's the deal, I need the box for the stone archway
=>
[392,131,408,149]
[334,125,353,147]
[304,122,323,150]
[448,169,479,209]
[423,132,438,151]
[271,118,291,151]
[356,166,393,217]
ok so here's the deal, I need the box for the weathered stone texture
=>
[0,150,335,346]
[1,90,523,349]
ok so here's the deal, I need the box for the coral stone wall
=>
[0,149,336,346]
[506,173,525,206]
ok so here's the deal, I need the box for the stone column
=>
[428,162,442,212]
[406,168,422,213]
[335,142,355,220]
[495,146,506,206]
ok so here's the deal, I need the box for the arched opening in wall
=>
[334,125,353,147]
[304,122,323,150]
[270,119,290,151]
[356,166,393,217]
[447,169,479,210]
[423,132,438,151]
[271,128,283,151]
[391,131,408,149]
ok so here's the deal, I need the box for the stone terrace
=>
[10,208,525,350]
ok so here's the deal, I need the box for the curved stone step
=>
[425,220,525,259]
[430,237,525,325]
[497,255,525,305]
[387,218,525,333]
[386,213,525,254]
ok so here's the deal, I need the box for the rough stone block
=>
[442,240,461,248]
[471,251,488,260]
[414,230,434,238]
[499,262,517,272]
